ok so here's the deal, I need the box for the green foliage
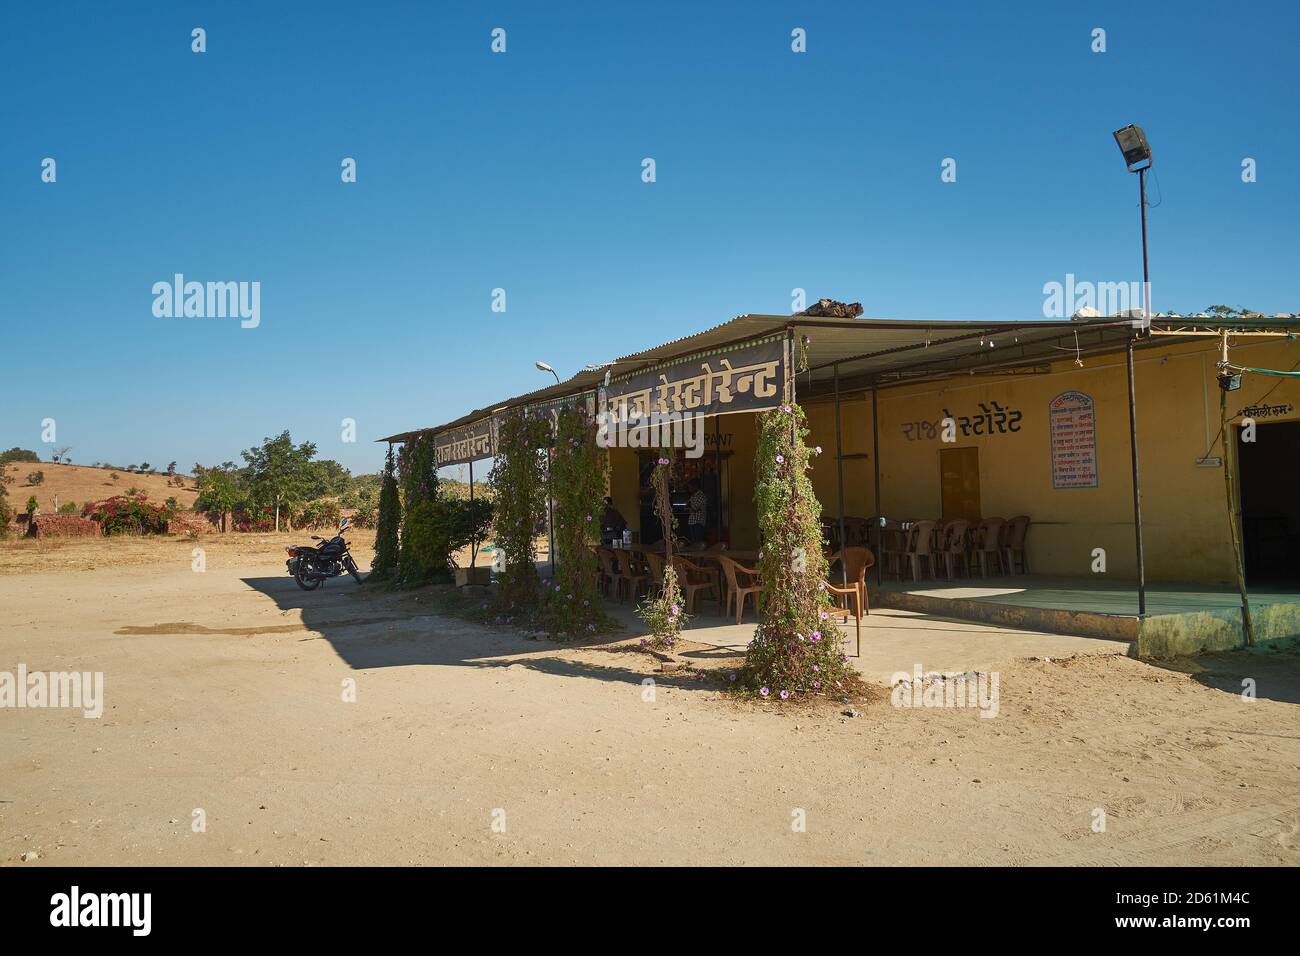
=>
[740,403,852,700]
[545,405,614,638]
[489,408,550,615]
[241,431,317,530]
[370,446,401,579]
[447,496,494,567]
[0,447,40,465]
[297,498,340,529]
[305,458,351,500]
[636,457,687,649]
[58,501,78,514]
[0,469,11,533]
[26,470,44,486]
[25,495,39,514]
[195,466,242,529]
[396,433,446,584]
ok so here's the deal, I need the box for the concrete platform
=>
[871,575,1300,659]
[600,598,1131,685]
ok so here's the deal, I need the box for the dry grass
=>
[3,461,198,514]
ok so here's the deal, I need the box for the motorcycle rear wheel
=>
[295,565,322,591]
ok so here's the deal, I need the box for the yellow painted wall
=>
[607,335,1300,584]
[803,337,1300,584]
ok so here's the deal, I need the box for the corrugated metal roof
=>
[378,314,1300,442]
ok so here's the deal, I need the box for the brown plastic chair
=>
[826,546,875,617]
[596,548,620,597]
[974,518,1006,576]
[904,520,938,581]
[877,520,908,580]
[643,551,667,598]
[1002,515,1030,575]
[938,519,971,579]
[672,555,719,614]
[715,555,763,624]
[614,548,649,602]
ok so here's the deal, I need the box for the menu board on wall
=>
[1049,391,1098,489]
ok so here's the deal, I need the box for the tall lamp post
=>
[1112,124,1152,617]
[1112,124,1153,326]
[534,360,560,576]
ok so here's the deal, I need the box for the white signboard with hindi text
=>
[1049,391,1098,489]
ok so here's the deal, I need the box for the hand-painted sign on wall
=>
[598,335,788,425]
[940,401,1024,437]
[1049,391,1098,489]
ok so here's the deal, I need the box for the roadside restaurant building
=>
[382,312,1300,656]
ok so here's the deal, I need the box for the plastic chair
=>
[614,548,649,602]
[904,520,938,581]
[1002,515,1030,575]
[826,546,875,617]
[974,518,1006,576]
[938,519,971,579]
[715,555,763,624]
[596,548,620,597]
[672,555,719,613]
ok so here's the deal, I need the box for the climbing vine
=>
[544,405,615,637]
[489,407,550,615]
[740,402,851,699]
[396,432,450,585]
[636,456,687,650]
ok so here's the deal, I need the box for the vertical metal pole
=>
[714,415,722,543]
[1126,334,1146,615]
[872,381,882,587]
[546,446,555,578]
[834,363,847,589]
[1139,166,1151,322]
[468,459,474,503]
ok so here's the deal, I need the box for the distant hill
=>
[2,462,199,513]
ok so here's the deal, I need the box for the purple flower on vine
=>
[657,457,670,466]
[728,673,737,681]
[779,689,790,700]
[817,581,826,590]
[566,593,573,600]
[759,687,770,697]
[810,631,822,642]
[775,455,785,464]
[813,664,820,672]
[819,611,829,621]
[813,680,822,690]
[780,404,792,414]
[815,446,823,455]
[587,623,596,632]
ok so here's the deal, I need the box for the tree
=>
[166,462,177,476]
[26,470,44,486]
[241,431,317,532]
[52,446,72,463]
[25,495,39,515]
[305,459,352,500]
[197,468,241,532]
[370,446,401,580]
[0,447,40,465]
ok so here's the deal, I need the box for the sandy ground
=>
[2,534,1299,866]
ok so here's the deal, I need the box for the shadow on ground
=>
[1152,644,1300,705]
[237,574,720,692]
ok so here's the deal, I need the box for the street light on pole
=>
[534,360,561,385]
[1112,124,1153,326]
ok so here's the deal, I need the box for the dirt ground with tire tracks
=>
[2,534,1299,866]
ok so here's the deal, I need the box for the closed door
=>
[940,447,981,521]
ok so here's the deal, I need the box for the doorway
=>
[1237,420,1300,587]
[940,447,981,521]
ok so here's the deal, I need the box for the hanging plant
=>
[636,456,687,650]
[489,407,550,615]
[543,404,616,637]
[739,402,851,699]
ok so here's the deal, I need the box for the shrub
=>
[110,472,120,482]
[26,470,44,486]
[396,433,450,584]
[26,495,38,514]
[58,501,78,514]
[83,495,173,535]
[298,499,341,529]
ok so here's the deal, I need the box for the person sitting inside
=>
[600,497,628,546]
[686,479,708,547]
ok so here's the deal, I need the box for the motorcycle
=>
[286,518,362,590]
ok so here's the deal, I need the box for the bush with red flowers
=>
[83,494,173,535]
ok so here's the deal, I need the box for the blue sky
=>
[2,1,1297,475]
